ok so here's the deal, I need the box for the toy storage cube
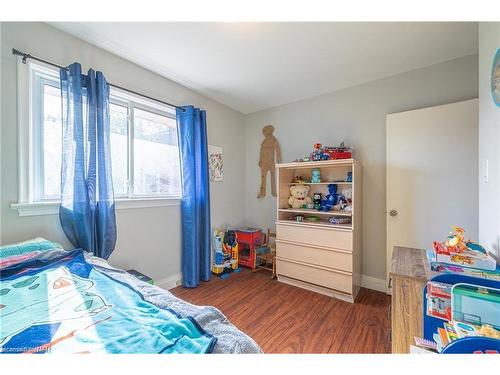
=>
[235,228,263,245]
[238,244,256,269]
[235,228,264,270]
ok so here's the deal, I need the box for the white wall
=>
[0,22,483,289]
[244,55,479,281]
[479,23,500,257]
[0,22,246,286]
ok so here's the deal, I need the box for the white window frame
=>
[12,60,181,216]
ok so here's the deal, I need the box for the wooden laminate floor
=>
[171,269,391,353]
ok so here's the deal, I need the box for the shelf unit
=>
[275,159,362,303]
[278,208,352,216]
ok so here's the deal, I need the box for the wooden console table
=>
[389,246,434,353]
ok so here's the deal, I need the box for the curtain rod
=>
[12,48,185,112]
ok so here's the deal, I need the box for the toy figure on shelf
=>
[313,192,322,210]
[310,142,353,161]
[340,187,353,212]
[433,226,498,271]
[318,184,337,211]
[346,171,353,182]
[212,229,239,278]
[311,169,321,183]
[294,175,307,184]
[333,195,348,211]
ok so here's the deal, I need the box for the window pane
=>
[133,108,181,196]
[42,84,62,198]
[110,103,128,196]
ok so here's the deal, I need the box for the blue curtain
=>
[59,63,117,260]
[176,106,211,287]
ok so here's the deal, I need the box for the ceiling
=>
[51,22,478,114]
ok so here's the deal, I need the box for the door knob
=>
[389,209,398,217]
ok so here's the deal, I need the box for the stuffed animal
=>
[319,184,337,211]
[313,192,322,210]
[288,185,313,209]
[311,169,321,183]
[334,195,348,211]
[339,187,353,212]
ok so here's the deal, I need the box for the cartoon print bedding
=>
[0,249,217,354]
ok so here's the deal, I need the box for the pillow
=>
[0,237,64,259]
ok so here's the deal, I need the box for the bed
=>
[0,239,261,354]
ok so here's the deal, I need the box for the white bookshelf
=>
[275,159,362,303]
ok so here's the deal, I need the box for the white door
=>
[386,99,479,285]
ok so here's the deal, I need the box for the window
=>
[29,63,181,203]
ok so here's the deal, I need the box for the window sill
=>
[10,198,181,217]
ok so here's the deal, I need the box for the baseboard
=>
[155,272,386,293]
[361,274,388,293]
[156,273,182,290]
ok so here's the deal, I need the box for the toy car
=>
[310,142,352,161]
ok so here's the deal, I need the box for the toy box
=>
[235,227,264,270]
[451,283,500,329]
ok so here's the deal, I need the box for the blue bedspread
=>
[0,249,217,354]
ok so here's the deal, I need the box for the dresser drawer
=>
[276,223,352,250]
[276,240,352,272]
[276,258,352,294]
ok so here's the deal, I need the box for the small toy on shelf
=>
[333,195,349,211]
[310,142,353,161]
[295,215,304,222]
[312,192,322,210]
[339,187,353,212]
[318,184,337,211]
[346,171,353,182]
[311,169,321,183]
[328,217,351,225]
[305,216,320,222]
[288,184,313,209]
[433,226,498,271]
[294,175,307,184]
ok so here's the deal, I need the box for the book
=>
[414,336,438,351]
[443,322,460,342]
[438,327,449,347]
[426,250,500,281]
[426,281,452,320]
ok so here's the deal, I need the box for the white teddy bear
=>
[288,185,313,209]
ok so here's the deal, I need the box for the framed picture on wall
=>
[208,145,224,182]
[492,48,500,107]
